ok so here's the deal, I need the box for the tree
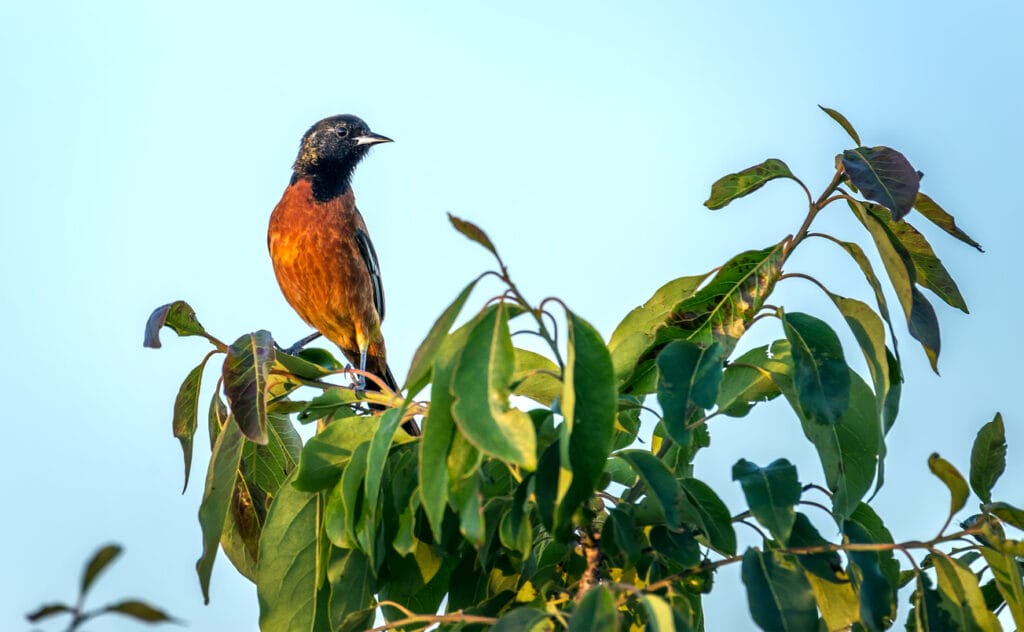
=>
[144,107,1022,631]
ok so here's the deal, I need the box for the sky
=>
[2,1,1023,630]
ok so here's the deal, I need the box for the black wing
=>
[354,225,385,322]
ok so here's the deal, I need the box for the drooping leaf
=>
[914,192,983,252]
[741,548,818,632]
[638,594,678,632]
[851,200,941,372]
[841,146,921,221]
[451,302,537,469]
[327,548,376,630]
[928,453,969,523]
[143,300,212,348]
[618,450,686,530]
[732,458,801,543]
[223,330,275,445]
[570,584,619,632]
[782,311,851,425]
[825,293,892,494]
[173,354,215,493]
[704,158,797,210]
[843,519,896,631]
[81,544,123,598]
[257,471,321,632]
[680,478,737,556]
[788,513,844,582]
[716,345,781,418]
[102,600,179,624]
[969,413,1007,505]
[196,420,245,604]
[512,347,562,406]
[657,340,723,446]
[404,277,480,396]
[553,312,617,540]
[984,502,1024,530]
[609,272,712,386]
[448,213,499,259]
[25,604,73,623]
[863,204,968,313]
[819,105,862,145]
[932,554,1002,630]
[979,545,1024,628]
[749,341,879,519]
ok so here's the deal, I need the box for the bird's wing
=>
[354,225,385,322]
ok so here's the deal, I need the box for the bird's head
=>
[292,114,392,196]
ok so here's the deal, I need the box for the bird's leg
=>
[353,348,368,392]
[277,331,323,356]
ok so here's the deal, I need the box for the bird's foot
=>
[346,364,367,393]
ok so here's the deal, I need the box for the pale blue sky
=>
[3,1,1022,630]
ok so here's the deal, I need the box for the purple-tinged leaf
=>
[841,147,921,221]
[144,300,213,348]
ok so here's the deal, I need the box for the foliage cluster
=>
[145,108,1022,631]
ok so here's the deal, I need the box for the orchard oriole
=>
[268,114,417,433]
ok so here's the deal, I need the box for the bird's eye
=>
[335,125,349,138]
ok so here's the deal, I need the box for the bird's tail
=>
[365,354,421,436]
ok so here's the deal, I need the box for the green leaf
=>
[404,277,480,396]
[928,453,969,522]
[914,192,983,252]
[243,412,301,498]
[863,204,968,313]
[80,544,123,597]
[257,471,321,632]
[618,450,686,530]
[984,502,1024,529]
[680,478,737,556]
[932,554,1002,630]
[196,420,245,604]
[25,603,73,622]
[223,330,275,445]
[143,300,211,348]
[638,594,678,632]
[851,200,941,372]
[493,607,553,632]
[552,312,617,539]
[327,548,376,631]
[741,548,818,631]
[324,442,369,549]
[293,417,379,493]
[843,519,896,631]
[826,294,892,492]
[907,573,951,632]
[748,341,878,519]
[512,347,562,406]
[716,345,781,417]
[969,413,1006,505]
[173,354,214,493]
[102,600,179,623]
[782,311,851,425]
[788,513,844,582]
[657,341,723,446]
[609,272,712,385]
[451,302,537,469]
[849,503,900,588]
[841,146,921,221]
[298,388,363,424]
[819,105,862,145]
[704,158,797,210]
[448,213,500,259]
[732,458,801,543]
[363,406,406,538]
[570,584,619,632]
[208,383,228,448]
[979,545,1024,628]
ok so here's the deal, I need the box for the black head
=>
[291,114,392,200]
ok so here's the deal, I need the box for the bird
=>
[268,114,418,435]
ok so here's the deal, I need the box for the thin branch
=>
[798,499,834,517]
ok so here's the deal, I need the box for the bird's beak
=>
[354,132,394,146]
